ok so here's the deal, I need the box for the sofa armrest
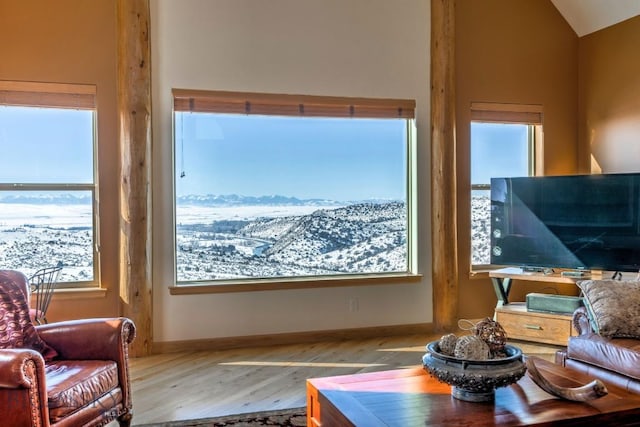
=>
[572,306,594,336]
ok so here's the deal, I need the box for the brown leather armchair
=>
[0,270,136,426]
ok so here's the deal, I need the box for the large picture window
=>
[173,90,416,284]
[0,81,98,284]
[470,103,542,268]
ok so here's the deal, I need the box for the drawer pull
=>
[524,324,543,330]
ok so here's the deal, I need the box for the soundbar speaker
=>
[525,293,583,315]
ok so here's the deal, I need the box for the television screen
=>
[490,173,640,272]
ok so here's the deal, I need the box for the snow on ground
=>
[1,197,492,283]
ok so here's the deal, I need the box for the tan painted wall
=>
[578,16,640,174]
[455,0,579,319]
[0,0,120,320]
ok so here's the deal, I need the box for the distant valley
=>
[0,194,410,283]
[176,201,408,281]
[0,193,494,282]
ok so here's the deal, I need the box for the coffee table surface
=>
[306,356,640,426]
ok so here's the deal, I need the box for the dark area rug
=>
[133,407,307,427]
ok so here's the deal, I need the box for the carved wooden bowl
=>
[422,340,527,402]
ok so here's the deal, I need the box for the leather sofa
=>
[0,270,136,426]
[556,306,640,393]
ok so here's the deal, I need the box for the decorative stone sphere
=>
[474,317,507,354]
[454,335,490,360]
[438,333,458,356]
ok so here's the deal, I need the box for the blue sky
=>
[2,107,529,202]
[471,122,530,184]
[175,113,408,202]
[0,106,93,184]
[0,106,407,202]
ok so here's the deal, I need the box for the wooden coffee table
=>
[306,357,640,426]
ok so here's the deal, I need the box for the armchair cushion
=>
[578,279,640,338]
[0,270,58,360]
[46,360,120,423]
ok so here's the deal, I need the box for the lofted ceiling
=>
[551,0,640,37]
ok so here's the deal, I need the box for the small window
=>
[173,90,416,284]
[470,103,542,268]
[0,81,98,284]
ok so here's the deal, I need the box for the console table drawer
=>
[495,303,574,346]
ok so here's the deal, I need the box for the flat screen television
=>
[490,172,640,273]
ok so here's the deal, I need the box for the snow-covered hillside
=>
[176,202,408,281]
[0,194,493,282]
[471,194,491,265]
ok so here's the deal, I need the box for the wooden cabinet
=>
[495,303,576,346]
[490,267,588,346]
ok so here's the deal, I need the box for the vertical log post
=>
[431,0,458,331]
[117,0,152,357]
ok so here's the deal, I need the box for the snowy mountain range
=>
[0,193,400,207]
[177,194,343,207]
[0,193,92,205]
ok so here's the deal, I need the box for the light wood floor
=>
[118,334,561,426]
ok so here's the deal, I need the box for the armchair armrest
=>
[0,348,45,388]
[0,348,49,426]
[572,306,594,336]
[36,317,136,361]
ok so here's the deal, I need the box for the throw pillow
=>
[0,270,58,360]
[577,279,640,338]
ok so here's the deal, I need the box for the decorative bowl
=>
[422,340,527,402]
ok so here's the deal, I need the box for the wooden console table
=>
[307,358,640,426]
[490,267,592,346]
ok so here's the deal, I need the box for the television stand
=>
[490,267,585,306]
[489,267,594,346]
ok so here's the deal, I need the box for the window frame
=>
[170,89,419,289]
[0,80,100,287]
[469,102,543,272]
